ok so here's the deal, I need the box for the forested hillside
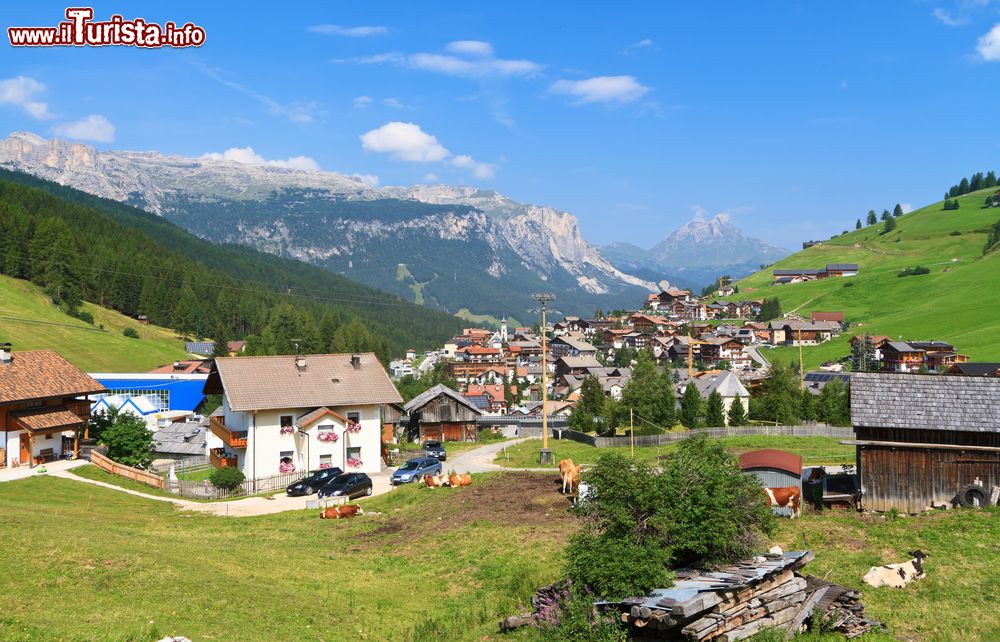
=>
[731,185,1000,369]
[0,170,464,361]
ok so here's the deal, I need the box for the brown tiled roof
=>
[11,407,84,433]
[146,360,212,374]
[0,351,106,404]
[207,353,402,412]
[297,406,349,427]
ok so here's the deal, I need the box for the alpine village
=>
[0,4,998,642]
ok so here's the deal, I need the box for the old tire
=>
[956,484,989,507]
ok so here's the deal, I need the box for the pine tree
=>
[704,390,725,427]
[756,361,801,425]
[758,298,781,321]
[855,218,862,230]
[816,378,850,426]
[883,216,897,233]
[680,383,703,429]
[800,389,816,421]
[893,203,904,217]
[866,210,877,226]
[987,171,997,188]
[727,396,747,426]
[959,177,970,194]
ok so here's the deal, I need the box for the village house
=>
[768,320,840,346]
[945,362,1000,377]
[682,370,750,426]
[810,311,845,324]
[880,341,926,372]
[772,264,859,283]
[548,334,598,359]
[698,337,752,369]
[203,353,401,478]
[554,355,602,379]
[1,345,107,468]
[464,383,509,414]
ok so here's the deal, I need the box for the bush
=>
[99,411,153,468]
[843,282,854,288]
[898,266,931,277]
[566,439,775,599]
[67,307,95,325]
[210,466,246,490]
[950,230,962,236]
[122,326,140,339]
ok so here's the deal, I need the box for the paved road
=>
[449,437,556,474]
[0,458,87,483]
[747,343,770,369]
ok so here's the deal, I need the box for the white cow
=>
[862,550,927,588]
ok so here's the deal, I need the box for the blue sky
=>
[4,1,1000,249]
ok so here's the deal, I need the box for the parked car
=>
[424,439,447,461]
[286,467,344,496]
[391,457,442,485]
[318,472,373,500]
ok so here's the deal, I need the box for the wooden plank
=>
[840,439,1000,453]
[783,588,828,641]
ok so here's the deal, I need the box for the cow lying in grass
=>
[448,472,473,487]
[763,486,801,518]
[320,504,363,519]
[559,459,581,495]
[863,550,927,588]
[423,473,447,488]
[422,472,472,488]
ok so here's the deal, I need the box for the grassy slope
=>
[0,474,567,642]
[0,274,185,371]
[495,436,855,468]
[730,188,1000,369]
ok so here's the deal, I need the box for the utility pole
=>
[798,328,804,389]
[630,408,635,459]
[533,293,555,465]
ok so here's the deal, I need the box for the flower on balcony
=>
[279,461,296,473]
[279,425,295,435]
[346,422,362,434]
[317,431,339,443]
[319,462,333,469]
[346,456,363,468]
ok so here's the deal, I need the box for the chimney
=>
[295,355,307,370]
[350,353,361,370]
[0,343,11,365]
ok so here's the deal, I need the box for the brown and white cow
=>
[320,504,363,519]
[763,486,801,518]
[863,550,927,588]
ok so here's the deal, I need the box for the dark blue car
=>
[424,440,447,461]
[391,457,442,485]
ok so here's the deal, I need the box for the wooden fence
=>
[560,424,855,448]
[90,450,165,489]
[168,469,309,500]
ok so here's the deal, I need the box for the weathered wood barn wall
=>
[850,372,1000,513]
[402,384,482,442]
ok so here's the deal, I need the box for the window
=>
[347,447,361,460]
[347,412,360,424]
[279,450,293,461]
[438,400,452,421]
[95,389,169,411]
[280,415,294,428]
[319,454,332,467]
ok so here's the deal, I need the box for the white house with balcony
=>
[203,353,402,478]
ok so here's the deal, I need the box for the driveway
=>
[747,344,770,369]
[50,468,394,517]
[450,437,555,473]
[0,458,87,483]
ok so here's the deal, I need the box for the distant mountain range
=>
[0,132,788,319]
[602,214,791,290]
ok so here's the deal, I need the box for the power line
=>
[0,314,108,333]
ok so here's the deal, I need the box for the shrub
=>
[950,230,962,236]
[210,466,246,490]
[67,308,95,325]
[99,411,153,468]
[566,440,774,599]
[122,326,140,339]
[843,282,854,288]
[898,266,931,277]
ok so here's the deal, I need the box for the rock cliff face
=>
[0,132,655,317]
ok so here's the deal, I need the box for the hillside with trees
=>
[0,170,464,362]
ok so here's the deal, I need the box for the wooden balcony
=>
[210,448,238,469]
[210,416,248,448]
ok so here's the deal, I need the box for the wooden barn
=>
[850,372,1000,513]
[403,384,482,442]
[739,449,802,517]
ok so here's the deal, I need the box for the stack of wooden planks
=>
[601,551,884,641]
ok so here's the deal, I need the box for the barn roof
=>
[403,384,482,415]
[851,372,1000,432]
[738,449,803,476]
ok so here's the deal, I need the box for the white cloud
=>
[336,44,542,78]
[360,122,450,162]
[0,76,52,119]
[350,173,380,187]
[450,154,497,179]
[353,95,372,109]
[383,97,408,109]
[201,146,320,171]
[900,203,914,214]
[550,75,651,104]
[196,63,318,123]
[445,40,494,57]
[620,38,659,55]
[932,8,967,26]
[52,114,114,142]
[977,24,1000,60]
[307,24,388,37]
[360,121,497,179]
[424,172,439,182]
